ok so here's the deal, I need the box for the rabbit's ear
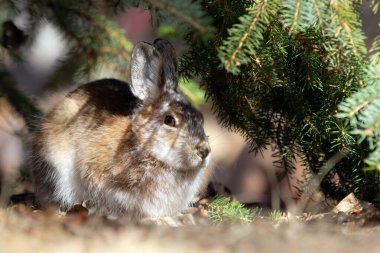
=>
[131,42,164,101]
[153,39,179,92]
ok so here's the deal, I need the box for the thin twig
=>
[296,148,349,213]
[145,0,206,34]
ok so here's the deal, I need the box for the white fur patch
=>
[143,169,205,218]
[44,139,83,206]
[151,139,183,169]
[97,166,206,219]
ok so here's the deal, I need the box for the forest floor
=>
[1,191,380,253]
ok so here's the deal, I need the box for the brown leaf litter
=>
[1,193,380,253]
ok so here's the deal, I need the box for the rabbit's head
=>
[130,39,210,171]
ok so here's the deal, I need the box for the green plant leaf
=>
[208,196,261,224]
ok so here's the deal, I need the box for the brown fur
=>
[31,41,211,218]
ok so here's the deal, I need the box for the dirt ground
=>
[1,195,380,253]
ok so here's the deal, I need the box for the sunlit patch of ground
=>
[1,195,380,253]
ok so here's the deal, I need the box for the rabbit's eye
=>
[164,115,176,127]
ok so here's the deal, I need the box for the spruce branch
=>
[327,0,366,57]
[228,2,267,64]
[218,0,280,74]
[46,2,132,80]
[251,52,274,87]
[290,0,301,32]
[348,100,374,118]
[183,0,380,202]
[338,82,380,150]
[281,0,318,33]
[145,0,206,34]
[370,35,380,65]
[311,0,323,20]
[364,146,380,171]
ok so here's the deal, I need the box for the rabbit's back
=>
[32,79,140,210]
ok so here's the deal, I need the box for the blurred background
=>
[0,1,379,211]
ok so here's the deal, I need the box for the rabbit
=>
[31,39,211,219]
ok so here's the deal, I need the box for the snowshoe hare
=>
[31,39,211,219]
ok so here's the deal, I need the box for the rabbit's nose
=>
[196,141,210,159]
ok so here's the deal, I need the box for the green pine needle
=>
[370,36,380,65]
[280,0,319,33]
[183,0,380,204]
[218,0,280,74]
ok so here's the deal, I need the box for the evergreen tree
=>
[181,0,380,204]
